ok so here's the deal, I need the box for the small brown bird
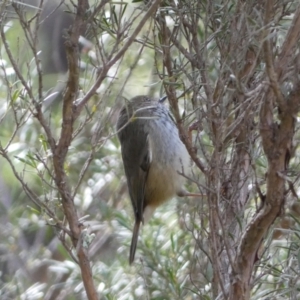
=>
[117,95,191,264]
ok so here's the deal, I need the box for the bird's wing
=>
[118,119,151,223]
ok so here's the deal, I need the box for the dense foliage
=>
[1,0,300,299]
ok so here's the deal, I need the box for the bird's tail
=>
[129,220,140,264]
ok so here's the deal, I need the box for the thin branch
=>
[0,27,36,103]
[49,1,98,299]
[0,146,62,226]
[72,151,94,199]
[276,4,300,80]
[157,13,207,175]
[263,0,285,110]
[74,0,163,115]
[0,24,56,151]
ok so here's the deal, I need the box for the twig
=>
[74,0,163,116]
[276,4,300,80]
[157,13,207,175]
[263,0,285,110]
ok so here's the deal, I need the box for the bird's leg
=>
[177,190,205,198]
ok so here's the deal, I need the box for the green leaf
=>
[11,89,21,103]
[39,134,48,152]
[27,205,40,214]
[120,3,128,19]
[14,152,38,168]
